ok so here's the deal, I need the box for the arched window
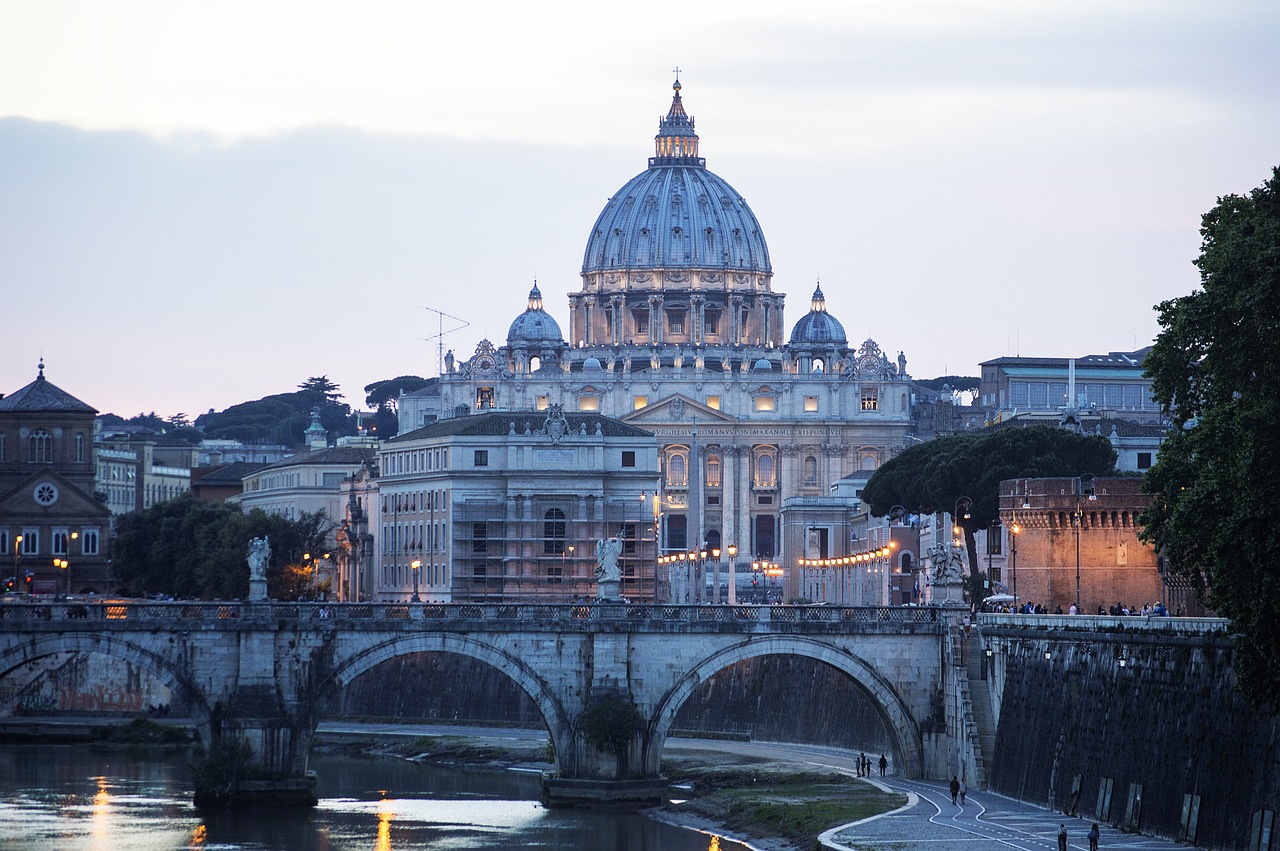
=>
[705,453,721,487]
[543,508,567,555]
[29,429,52,464]
[812,358,825,374]
[755,453,776,488]
[803,455,818,486]
[667,453,688,487]
[706,529,722,552]
[529,356,541,372]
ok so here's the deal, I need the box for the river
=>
[0,744,749,850]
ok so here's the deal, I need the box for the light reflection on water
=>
[0,745,744,851]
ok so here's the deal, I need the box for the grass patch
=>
[662,760,905,849]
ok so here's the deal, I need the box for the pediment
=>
[621,394,736,425]
[0,468,111,518]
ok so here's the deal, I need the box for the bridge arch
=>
[303,633,574,772]
[645,636,923,778]
[0,632,214,744]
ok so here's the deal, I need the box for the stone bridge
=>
[0,601,962,804]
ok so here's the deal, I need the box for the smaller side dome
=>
[582,356,603,372]
[788,283,848,346]
[507,282,564,346]
[753,358,773,371]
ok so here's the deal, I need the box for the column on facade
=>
[610,295,623,346]
[734,446,753,564]
[691,295,704,347]
[647,295,659,345]
[729,295,743,345]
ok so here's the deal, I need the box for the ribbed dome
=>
[507,283,564,346]
[789,284,847,346]
[581,80,771,276]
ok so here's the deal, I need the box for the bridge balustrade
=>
[0,600,950,628]
[978,612,1229,635]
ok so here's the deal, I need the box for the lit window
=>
[755,396,775,412]
[861,389,879,411]
[804,396,819,412]
[667,454,688,487]
[476,387,495,409]
[535,395,550,411]
[755,454,776,487]
[706,455,721,487]
[633,396,648,410]
[578,396,600,412]
[705,396,721,410]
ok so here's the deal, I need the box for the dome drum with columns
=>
[402,79,917,602]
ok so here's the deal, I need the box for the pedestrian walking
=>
[878,754,887,776]
[1058,823,1068,851]
[1088,822,1100,850]
[959,778,966,804]
[949,776,959,805]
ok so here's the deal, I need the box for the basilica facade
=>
[399,80,915,598]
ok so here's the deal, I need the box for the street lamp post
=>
[953,496,973,610]
[725,544,738,605]
[410,559,421,602]
[13,535,22,592]
[1010,521,1020,610]
[711,547,721,603]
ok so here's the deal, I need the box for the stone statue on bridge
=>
[926,541,965,604]
[247,536,271,600]
[595,536,624,602]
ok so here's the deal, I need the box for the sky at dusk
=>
[3,1,1278,419]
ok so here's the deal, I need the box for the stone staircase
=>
[961,632,998,786]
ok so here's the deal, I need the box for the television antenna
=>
[423,307,470,377]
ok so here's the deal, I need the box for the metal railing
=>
[978,612,1230,635]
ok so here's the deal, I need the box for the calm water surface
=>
[0,745,746,851]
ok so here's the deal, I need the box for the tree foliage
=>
[1140,166,1280,710]
[862,426,1117,604]
[193,378,357,447]
[112,495,333,600]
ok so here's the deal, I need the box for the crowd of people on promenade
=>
[986,600,1177,617]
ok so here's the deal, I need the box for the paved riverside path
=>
[826,775,1182,851]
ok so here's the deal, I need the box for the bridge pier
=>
[543,688,668,808]
[193,686,317,807]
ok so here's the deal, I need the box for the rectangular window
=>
[666,309,685,335]
[476,387,495,409]
[474,450,489,467]
[0,531,7,555]
[1029,382,1048,408]
[578,396,600,412]
[0,431,6,461]
[1009,382,1029,408]
[665,514,688,551]
[987,527,1003,555]
[705,396,721,410]
[804,396,819,412]
[706,494,720,506]
[535,395,550,411]
[621,451,636,468]
[861,389,879,411]
[472,522,488,554]
[633,396,648,410]
[754,396,775,412]
[1137,452,1153,470]
[1123,385,1143,410]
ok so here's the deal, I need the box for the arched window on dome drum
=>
[543,508,567,555]
[29,429,52,464]
[755,453,776,488]
[631,306,649,336]
[529,356,541,372]
[803,456,818,487]
[813,358,825,374]
[667,453,688,488]
[666,308,686,336]
[704,307,720,336]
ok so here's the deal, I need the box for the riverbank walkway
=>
[826,775,1185,851]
